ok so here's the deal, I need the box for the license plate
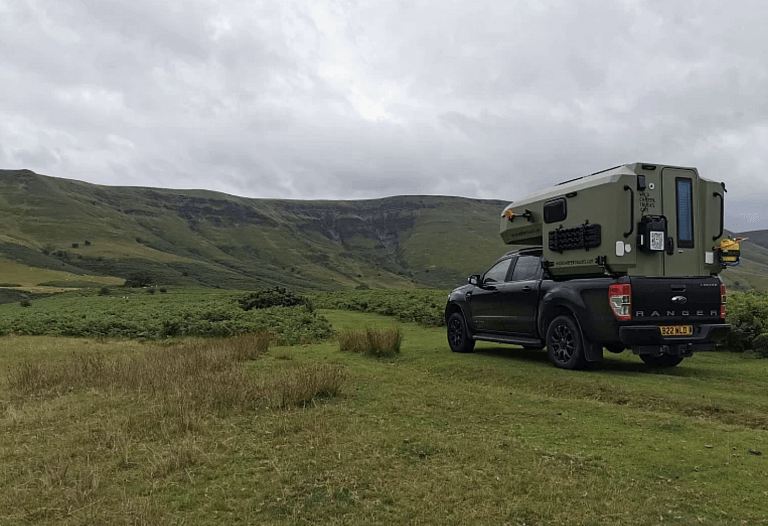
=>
[660,325,692,336]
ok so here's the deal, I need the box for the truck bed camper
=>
[499,163,738,278]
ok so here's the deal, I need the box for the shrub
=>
[159,287,168,293]
[723,291,768,352]
[19,298,31,308]
[238,287,312,311]
[98,286,110,296]
[72,243,79,248]
[338,327,402,358]
[124,271,155,288]
[0,293,332,343]
[753,333,768,358]
[314,289,447,326]
[146,288,156,295]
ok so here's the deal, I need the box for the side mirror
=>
[468,275,480,286]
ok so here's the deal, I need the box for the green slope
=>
[1,168,765,292]
[0,169,509,290]
[720,230,768,291]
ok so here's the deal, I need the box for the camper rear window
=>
[543,198,567,224]
[676,177,694,248]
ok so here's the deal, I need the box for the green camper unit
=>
[500,163,729,278]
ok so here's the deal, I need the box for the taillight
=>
[609,283,632,320]
[720,284,726,319]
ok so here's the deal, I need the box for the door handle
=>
[713,191,724,241]
[623,185,634,238]
[522,286,533,292]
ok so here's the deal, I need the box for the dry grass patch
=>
[338,327,402,358]
[7,331,344,416]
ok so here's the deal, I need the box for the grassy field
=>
[2,309,768,525]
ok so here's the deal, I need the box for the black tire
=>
[447,312,475,353]
[546,315,587,370]
[640,354,684,367]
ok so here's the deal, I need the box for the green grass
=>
[3,309,768,524]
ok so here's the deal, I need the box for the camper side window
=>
[676,177,694,248]
[543,198,567,223]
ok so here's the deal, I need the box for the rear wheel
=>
[546,315,587,370]
[640,354,684,367]
[447,312,475,353]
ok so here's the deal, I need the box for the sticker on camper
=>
[650,231,665,251]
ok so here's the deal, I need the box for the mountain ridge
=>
[0,168,765,291]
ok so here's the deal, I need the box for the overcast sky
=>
[1,0,767,231]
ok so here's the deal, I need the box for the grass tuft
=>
[338,327,402,358]
[264,363,346,409]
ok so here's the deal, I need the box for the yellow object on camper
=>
[716,237,745,266]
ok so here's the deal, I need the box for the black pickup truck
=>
[444,247,730,369]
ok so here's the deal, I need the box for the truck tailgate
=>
[629,276,722,324]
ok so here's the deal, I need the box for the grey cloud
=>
[0,0,767,231]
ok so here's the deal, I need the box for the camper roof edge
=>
[501,162,705,213]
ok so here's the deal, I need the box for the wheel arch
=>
[445,302,470,328]
[539,301,603,363]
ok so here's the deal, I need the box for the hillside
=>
[721,230,768,291]
[0,169,765,292]
[0,169,511,291]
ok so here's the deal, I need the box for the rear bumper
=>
[619,323,730,354]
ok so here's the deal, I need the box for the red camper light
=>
[504,209,515,221]
[720,284,727,319]
[609,283,632,321]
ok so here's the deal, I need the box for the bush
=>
[19,298,32,308]
[238,287,312,311]
[314,289,447,326]
[124,270,155,288]
[338,327,402,358]
[753,333,768,358]
[98,286,110,296]
[0,291,333,343]
[71,243,79,248]
[723,291,768,352]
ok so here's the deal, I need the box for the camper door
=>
[661,167,700,276]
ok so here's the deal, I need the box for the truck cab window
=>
[511,256,541,281]
[483,259,512,284]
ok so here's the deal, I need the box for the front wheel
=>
[640,354,684,367]
[447,312,475,353]
[546,315,587,370]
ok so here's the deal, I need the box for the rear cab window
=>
[511,255,541,281]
